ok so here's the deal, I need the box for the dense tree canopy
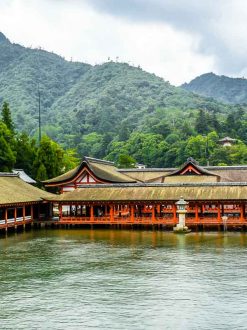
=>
[1,33,247,172]
[0,103,79,180]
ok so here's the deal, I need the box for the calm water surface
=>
[1,229,247,330]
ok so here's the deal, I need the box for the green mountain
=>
[0,32,241,161]
[0,32,91,134]
[182,73,247,104]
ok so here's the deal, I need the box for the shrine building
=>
[0,172,53,232]
[43,157,247,229]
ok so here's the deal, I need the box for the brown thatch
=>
[0,174,54,205]
[118,170,172,182]
[164,175,219,184]
[120,165,247,183]
[43,157,136,185]
[49,183,247,202]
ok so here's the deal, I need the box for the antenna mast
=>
[37,47,42,145]
[38,85,41,144]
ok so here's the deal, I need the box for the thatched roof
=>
[49,183,247,202]
[44,157,136,185]
[166,158,218,177]
[118,169,172,182]
[119,165,247,183]
[0,174,54,206]
[12,169,36,184]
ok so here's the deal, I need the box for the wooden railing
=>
[0,218,33,229]
[58,215,246,226]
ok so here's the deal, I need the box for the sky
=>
[0,0,247,85]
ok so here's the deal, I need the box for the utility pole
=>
[38,84,41,145]
[203,134,210,166]
[37,47,42,145]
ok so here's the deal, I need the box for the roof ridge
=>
[0,172,18,177]
[67,182,247,188]
[84,156,115,166]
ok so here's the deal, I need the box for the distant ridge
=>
[0,32,10,43]
[182,72,247,104]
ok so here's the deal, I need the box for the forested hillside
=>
[1,32,247,174]
[182,73,247,104]
[0,32,90,134]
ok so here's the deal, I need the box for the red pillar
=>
[31,205,34,220]
[173,204,177,224]
[23,205,25,222]
[130,205,134,223]
[5,208,8,226]
[217,203,221,222]
[90,205,94,222]
[109,205,114,222]
[14,208,17,224]
[195,203,199,222]
[240,203,245,222]
[152,205,155,223]
[59,204,62,220]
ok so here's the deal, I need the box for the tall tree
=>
[195,109,209,134]
[0,122,16,171]
[15,133,37,175]
[1,102,14,133]
[33,135,64,180]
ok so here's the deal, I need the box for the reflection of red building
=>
[43,157,247,229]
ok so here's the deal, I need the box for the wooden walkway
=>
[54,216,247,228]
[0,218,33,230]
[1,216,246,231]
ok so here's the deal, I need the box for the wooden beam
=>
[130,205,134,222]
[59,204,62,220]
[195,203,199,222]
[5,208,7,226]
[31,205,33,220]
[14,208,17,224]
[173,204,177,224]
[110,205,114,222]
[152,206,155,222]
[217,203,221,222]
[240,203,244,222]
[90,205,94,221]
[23,205,25,221]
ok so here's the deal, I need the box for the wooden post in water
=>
[217,203,221,222]
[240,203,245,222]
[195,203,199,223]
[130,205,134,223]
[23,206,26,230]
[90,205,94,222]
[152,205,155,224]
[173,204,177,224]
[31,205,34,221]
[5,208,8,232]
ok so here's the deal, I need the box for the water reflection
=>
[1,229,247,330]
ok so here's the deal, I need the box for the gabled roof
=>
[219,136,236,142]
[165,158,218,177]
[0,173,54,205]
[43,157,136,186]
[12,169,36,184]
[119,164,247,182]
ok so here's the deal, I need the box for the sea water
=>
[0,229,247,330]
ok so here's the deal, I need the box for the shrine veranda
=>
[1,157,247,232]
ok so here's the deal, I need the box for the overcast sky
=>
[0,0,247,85]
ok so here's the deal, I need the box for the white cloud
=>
[0,0,217,85]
